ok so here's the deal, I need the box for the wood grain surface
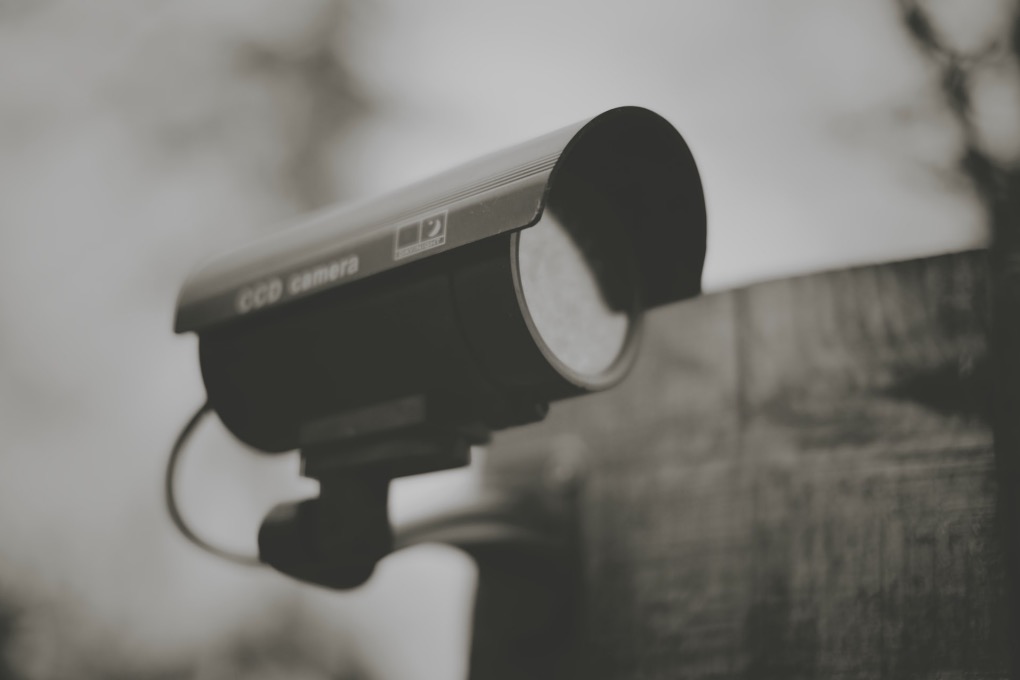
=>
[486,250,1011,679]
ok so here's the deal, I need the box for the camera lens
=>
[515,203,636,380]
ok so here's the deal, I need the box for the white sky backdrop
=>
[335,0,1013,289]
[0,1,1016,679]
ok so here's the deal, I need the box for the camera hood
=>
[174,106,706,335]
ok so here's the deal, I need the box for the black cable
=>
[165,401,264,568]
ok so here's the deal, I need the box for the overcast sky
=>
[336,0,1014,289]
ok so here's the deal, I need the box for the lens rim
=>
[510,225,643,391]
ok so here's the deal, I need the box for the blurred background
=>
[0,1,1016,678]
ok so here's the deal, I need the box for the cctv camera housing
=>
[175,106,706,460]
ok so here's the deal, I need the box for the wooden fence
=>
[488,250,1011,678]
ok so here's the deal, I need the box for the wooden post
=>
[486,250,1011,678]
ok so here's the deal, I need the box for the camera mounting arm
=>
[257,436,584,680]
[257,468,395,589]
[257,426,479,588]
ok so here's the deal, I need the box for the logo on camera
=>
[394,212,447,260]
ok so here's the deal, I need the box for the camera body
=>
[173,106,706,588]
[176,106,706,470]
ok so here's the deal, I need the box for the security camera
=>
[171,106,706,588]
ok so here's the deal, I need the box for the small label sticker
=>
[394,212,447,260]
